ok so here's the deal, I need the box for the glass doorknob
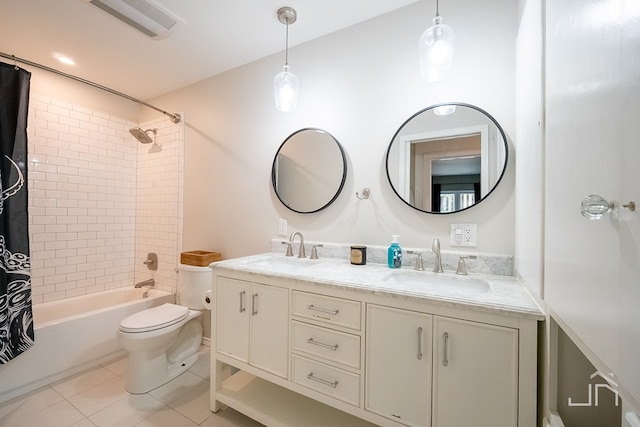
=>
[581,194,636,220]
[581,194,613,220]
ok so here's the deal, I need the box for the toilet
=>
[118,264,212,394]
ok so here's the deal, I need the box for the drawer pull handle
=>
[306,337,339,351]
[239,291,246,313]
[307,304,339,316]
[443,332,449,367]
[306,372,338,388]
[417,327,423,360]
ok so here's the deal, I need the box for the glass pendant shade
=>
[419,16,455,82]
[274,64,299,112]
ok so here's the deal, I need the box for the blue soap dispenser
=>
[387,235,402,269]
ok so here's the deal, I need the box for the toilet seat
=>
[120,303,189,333]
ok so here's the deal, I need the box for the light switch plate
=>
[278,218,288,236]
[450,223,477,247]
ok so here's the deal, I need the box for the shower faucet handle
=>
[143,253,158,271]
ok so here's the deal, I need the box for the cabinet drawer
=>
[292,354,360,407]
[292,321,361,369]
[292,291,361,330]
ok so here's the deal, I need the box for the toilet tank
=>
[177,264,212,309]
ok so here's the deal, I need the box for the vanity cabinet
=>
[211,264,540,427]
[431,316,518,427]
[365,305,519,427]
[216,276,289,378]
[365,304,433,427]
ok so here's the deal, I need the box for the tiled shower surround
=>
[27,94,183,304]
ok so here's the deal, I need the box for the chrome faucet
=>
[432,238,443,273]
[288,231,306,258]
[134,278,155,288]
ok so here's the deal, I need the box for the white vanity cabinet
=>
[211,262,541,427]
[431,316,518,427]
[216,276,289,378]
[365,306,520,427]
[365,304,433,427]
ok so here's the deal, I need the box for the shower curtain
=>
[0,62,33,363]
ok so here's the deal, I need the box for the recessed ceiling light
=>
[53,53,75,66]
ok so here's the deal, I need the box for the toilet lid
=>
[120,303,189,332]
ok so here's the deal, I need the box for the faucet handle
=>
[310,244,323,260]
[407,250,425,271]
[283,241,294,257]
[456,255,477,275]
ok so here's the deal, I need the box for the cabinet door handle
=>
[307,304,339,316]
[251,293,258,316]
[417,326,423,360]
[239,291,246,313]
[443,332,449,367]
[306,372,338,388]
[306,337,339,351]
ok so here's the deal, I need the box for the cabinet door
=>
[432,317,518,427]
[249,283,289,378]
[216,276,250,363]
[366,304,432,427]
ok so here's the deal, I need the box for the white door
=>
[432,316,518,427]
[216,276,250,363]
[249,283,289,378]
[365,304,432,427]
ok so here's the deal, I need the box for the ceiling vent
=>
[87,0,184,39]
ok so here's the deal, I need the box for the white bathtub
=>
[0,288,174,404]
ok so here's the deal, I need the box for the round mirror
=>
[386,103,508,214]
[272,128,347,214]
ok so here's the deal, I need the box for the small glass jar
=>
[350,245,367,265]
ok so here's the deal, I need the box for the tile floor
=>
[0,348,263,427]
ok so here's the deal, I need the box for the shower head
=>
[129,127,156,144]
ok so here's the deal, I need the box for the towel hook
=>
[356,188,370,200]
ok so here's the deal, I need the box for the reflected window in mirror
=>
[386,103,508,214]
[272,128,347,214]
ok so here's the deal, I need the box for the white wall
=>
[515,0,544,298]
[147,0,519,260]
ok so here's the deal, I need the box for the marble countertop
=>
[211,253,545,321]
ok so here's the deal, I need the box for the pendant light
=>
[274,6,298,112]
[419,0,455,82]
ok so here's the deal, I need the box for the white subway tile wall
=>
[134,116,184,294]
[27,94,183,303]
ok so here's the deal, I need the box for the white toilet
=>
[118,264,212,394]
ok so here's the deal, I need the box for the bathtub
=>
[0,288,174,404]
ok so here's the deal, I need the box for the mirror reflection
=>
[386,103,508,214]
[272,128,347,214]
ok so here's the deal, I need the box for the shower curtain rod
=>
[0,51,181,124]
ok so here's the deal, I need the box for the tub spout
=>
[134,279,155,288]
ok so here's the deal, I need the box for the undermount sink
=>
[241,255,322,270]
[382,270,491,296]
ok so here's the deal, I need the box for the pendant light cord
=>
[285,19,290,66]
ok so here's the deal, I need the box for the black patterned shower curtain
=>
[0,62,33,363]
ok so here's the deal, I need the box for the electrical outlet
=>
[278,218,288,236]
[450,223,477,247]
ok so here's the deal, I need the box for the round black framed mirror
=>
[272,128,347,214]
[385,103,508,214]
